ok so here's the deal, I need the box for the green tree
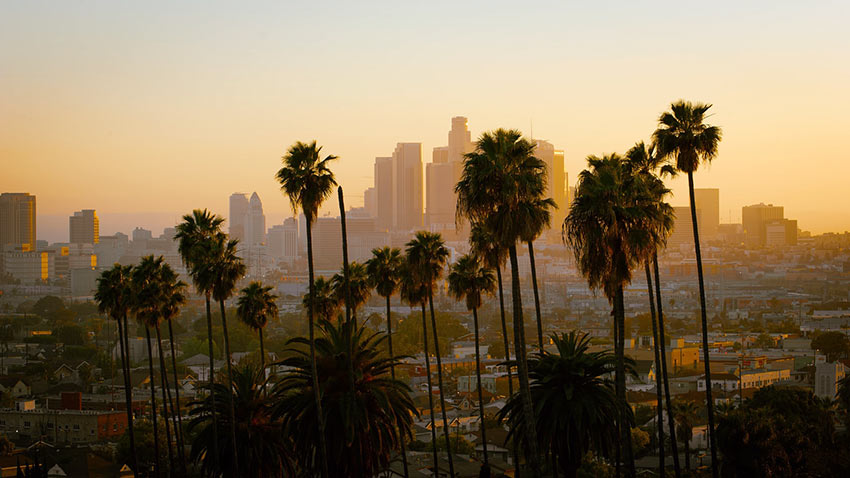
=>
[330,261,372,321]
[117,419,167,475]
[274,319,416,477]
[811,331,850,362]
[499,332,625,478]
[448,253,496,470]
[95,264,138,478]
[276,140,337,478]
[456,129,547,474]
[654,100,723,477]
[236,282,279,379]
[302,276,339,322]
[672,400,700,472]
[564,154,666,478]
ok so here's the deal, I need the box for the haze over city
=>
[3,1,849,241]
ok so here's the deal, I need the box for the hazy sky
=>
[2,1,849,242]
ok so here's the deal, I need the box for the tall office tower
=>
[693,188,720,238]
[229,193,250,242]
[447,116,474,163]
[374,157,394,231]
[392,143,424,231]
[426,146,459,229]
[132,227,153,243]
[742,203,784,247]
[267,217,299,260]
[364,187,377,217]
[765,219,798,247]
[534,140,567,227]
[0,193,36,250]
[668,206,703,248]
[69,210,99,244]
[244,192,266,246]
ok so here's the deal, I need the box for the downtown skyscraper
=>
[373,144,423,232]
[0,193,36,250]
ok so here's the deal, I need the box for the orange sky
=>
[2,2,849,240]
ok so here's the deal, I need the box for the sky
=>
[2,1,849,242]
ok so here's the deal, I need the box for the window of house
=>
[23,421,31,428]
[73,424,80,431]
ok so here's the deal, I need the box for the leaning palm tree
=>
[399,261,440,474]
[626,141,680,477]
[519,197,556,351]
[405,231,454,477]
[564,154,667,478]
[236,281,279,377]
[174,208,226,470]
[654,100,723,477]
[274,319,417,477]
[331,261,372,322]
[365,246,408,477]
[95,264,139,478]
[276,140,337,478]
[672,400,700,473]
[499,332,626,478]
[448,254,496,472]
[456,128,546,474]
[302,276,340,322]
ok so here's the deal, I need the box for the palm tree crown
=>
[330,261,372,315]
[174,209,226,293]
[447,254,496,312]
[236,282,278,333]
[366,247,404,299]
[276,141,338,224]
[652,101,722,174]
[404,231,449,294]
[95,264,134,321]
[302,276,340,322]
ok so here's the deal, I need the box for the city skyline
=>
[3,2,849,239]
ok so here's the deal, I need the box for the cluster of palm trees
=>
[95,99,720,478]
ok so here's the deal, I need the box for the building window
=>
[23,421,31,428]
[73,424,80,431]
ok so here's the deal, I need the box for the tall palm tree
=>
[448,254,496,471]
[188,363,295,478]
[201,237,246,474]
[626,141,680,477]
[365,246,409,478]
[519,197,556,351]
[672,400,700,473]
[499,332,627,478]
[457,128,546,474]
[564,154,667,478]
[174,209,226,471]
[405,231,454,477]
[399,262,440,474]
[276,140,337,478]
[302,276,340,322]
[331,261,372,322]
[274,319,417,477]
[95,264,139,478]
[654,100,723,477]
[236,282,279,378]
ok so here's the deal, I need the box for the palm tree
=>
[672,400,700,472]
[331,261,372,322]
[188,363,295,478]
[201,236,246,474]
[274,319,417,477]
[519,197,555,351]
[276,140,337,478]
[564,154,667,478]
[174,209,226,471]
[365,246,409,477]
[448,254,496,471]
[302,276,340,322]
[456,128,546,474]
[626,141,680,477]
[499,332,626,478]
[236,282,279,378]
[405,231,454,476]
[95,264,139,478]
[654,100,723,477]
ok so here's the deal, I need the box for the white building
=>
[815,361,845,399]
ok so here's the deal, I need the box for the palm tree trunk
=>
[508,244,541,475]
[527,240,544,351]
[472,306,489,468]
[258,328,265,384]
[203,293,219,474]
[683,436,690,472]
[155,325,175,476]
[167,319,188,476]
[144,327,161,478]
[654,255,681,478]
[496,266,521,470]
[645,264,665,477]
[117,315,139,478]
[218,299,240,475]
[687,171,718,478]
[428,292,455,477]
[387,295,409,478]
[420,302,439,474]
[614,308,621,478]
[338,187,353,327]
[615,287,635,478]
[305,220,330,478]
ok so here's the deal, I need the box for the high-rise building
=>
[69,210,99,244]
[244,192,266,246]
[693,188,720,238]
[229,193,250,243]
[0,193,36,250]
[364,187,377,217]
[742,203,784,247]
[534,140,568,227]
[668,206,702,248]
[267,217,299,261]
[447,116,474,163]
[374,157,394,231]
[426,117,475,232]
[765,219,798,247]
[392,142,423,231]
[132,227,153,243]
